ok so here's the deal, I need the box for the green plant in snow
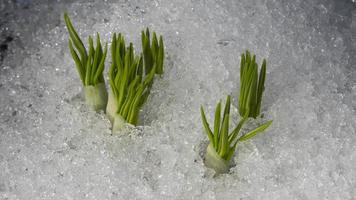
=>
[64,13,108,111]
[201,95,272,175]
[107,31,163,132]
[141,28,165,75]
[238,50,266,118]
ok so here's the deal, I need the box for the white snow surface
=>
[1,0,356,199]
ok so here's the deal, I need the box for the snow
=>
[1,0,356,199]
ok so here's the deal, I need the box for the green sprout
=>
[106,31,163,132]
[238,50,266,118]
[201,95,272,175]
[141,28,165,75]
[64,13,108,111]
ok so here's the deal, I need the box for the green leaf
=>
[256,59,266,117]
[127,44,137,83]
[128,56,138,82]
[218,113,229,158]
[151,32,158,59]
[143,63,157,86]
[145,28,150,42]
[249,61,258,118]
[246,50,251,64]
[111,33,117,69]
[64,13,87,67]
[109,34,117,88]
[93,43,107,84]
[116,35,123,72]
[200,106,214,144]
[138,88,150,107]
[239,53,245,83]
[68,40,85,84]
[117,52,130,111]
[114,66,121,90]
[222,95,231,122]
[142,29,154,74]
[213,101,221,149]
[238,120,272,142]
[137,54,144,78]
[217,95,231,155]
[127,84,144,124]
[238,61,245,115]
[225,140,238,161]
[85,36,94,85]
[228,116,247,145]
[85,55,92,86]
[156,36,164,74]
[120,77,140,117]
[91,33,101,81]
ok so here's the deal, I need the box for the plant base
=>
[106,90,118,123]
[84,83,108,111]
[112,113,127,133]
[204,144,230,175]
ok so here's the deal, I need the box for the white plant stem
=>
[204,144,230,175]
[112,113,127,133]
[106,89,130,133]
[106,90,118,123]
[83,82,108,111]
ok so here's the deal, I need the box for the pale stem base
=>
[106,90,118,124]
[83,83,108,111]
[112,113,127,133]
[204,144,230,175]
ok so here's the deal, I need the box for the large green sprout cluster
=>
[107,32,160,125]
[64,13,164,128]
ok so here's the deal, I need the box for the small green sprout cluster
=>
[107,30,164,131]
[142,29,165,75]
[64,13,164,132]
[201,51,272,175]
[64,13,108,111]
[238,51,266,118]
